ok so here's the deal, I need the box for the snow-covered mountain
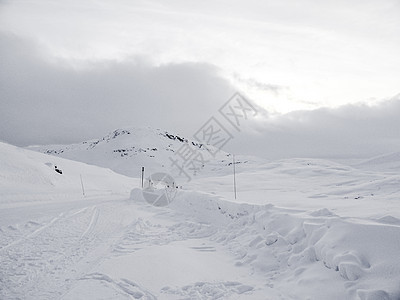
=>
[28,127,245,180]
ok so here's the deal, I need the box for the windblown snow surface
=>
[2,133,400,299]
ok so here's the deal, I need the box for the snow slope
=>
[0,141,136,209]
[353,152,400,173]
[3,133,400,299]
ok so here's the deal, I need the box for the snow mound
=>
[168,190,400,299]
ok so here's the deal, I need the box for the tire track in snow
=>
[0,205,104,300]
[80,207,99,239]
[0,200,140,300]
[78,273,157,300]
[0,207,92,253]
[0,213,63,252]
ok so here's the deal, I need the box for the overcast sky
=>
[0,0,399,159]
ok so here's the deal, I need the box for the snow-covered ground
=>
[2,132,400,299]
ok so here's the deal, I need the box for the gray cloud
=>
[233,74,287,95]
[1,0,399,112]
[0,32,235,146]
[227,96,400,159]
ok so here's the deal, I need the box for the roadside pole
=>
[141,167,145,188]
[80,174,85,197]
[233,154,237,200]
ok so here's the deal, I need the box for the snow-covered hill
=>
[353,151,400,173]
[0,141,136,208]
[28,127,248,180]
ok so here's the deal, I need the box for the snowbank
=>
[168,190,400,299]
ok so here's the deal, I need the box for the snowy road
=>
[0,196,279,299]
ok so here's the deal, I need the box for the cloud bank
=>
[0,32,235,146]
[1,0,399,112]
[227,96,400,159]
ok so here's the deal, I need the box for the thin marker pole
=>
[141,167,145,188]
[80,174,85,197]
[233,154,237,200]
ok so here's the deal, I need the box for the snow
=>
[2,130,400,299]
[354,151,400,173]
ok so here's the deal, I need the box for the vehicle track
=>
[0,201,134,300]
